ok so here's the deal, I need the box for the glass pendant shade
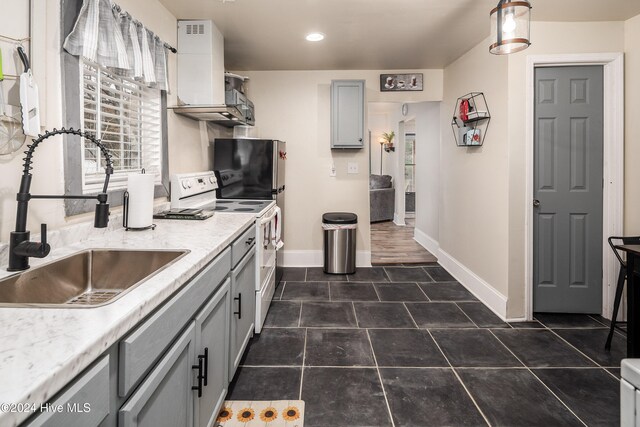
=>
[489,0,531,55]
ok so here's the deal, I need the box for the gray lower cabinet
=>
[331,79,365,149]
[194,278,231,427]
[229,248,256,378]
[20,223,258,427]
[119,324,196,427]
[24,356,110,427]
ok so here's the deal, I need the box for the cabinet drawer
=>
[119,324,196,427]
[25,356,110,427]
[231,224,256,267]
[119,248,231,397]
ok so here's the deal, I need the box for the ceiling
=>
[159,0,640,71]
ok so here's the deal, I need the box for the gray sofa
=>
[370,174,395,222]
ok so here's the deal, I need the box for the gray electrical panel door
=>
[331,80,365,148]
[533,65,604,313]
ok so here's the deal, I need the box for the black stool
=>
[606,236,640,350]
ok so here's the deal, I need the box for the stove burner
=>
[239,201,263,205]
[214,206,228,211]
[235,208,256,212]
[216,200,233,204]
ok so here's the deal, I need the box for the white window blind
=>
[80,60,162,193]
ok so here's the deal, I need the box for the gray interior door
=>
[533,66,604,313]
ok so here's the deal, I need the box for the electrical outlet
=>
[347,162,359,174]
[330,163,336,177]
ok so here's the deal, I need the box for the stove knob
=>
[209,176,215,184]
[181,180,188,189]
[187,180,193,188]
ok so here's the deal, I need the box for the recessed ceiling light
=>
[305,33,325,42]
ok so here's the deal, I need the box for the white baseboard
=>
[393,213,405,226]
[282,250,371,268]
[413,228,439,256]
[436,249,509,321]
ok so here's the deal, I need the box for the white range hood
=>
[171,20,251,127]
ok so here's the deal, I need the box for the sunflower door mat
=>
[216,400,304,426]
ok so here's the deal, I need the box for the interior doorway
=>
[367,102,437,265]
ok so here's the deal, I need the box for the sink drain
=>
[67,290,122,305]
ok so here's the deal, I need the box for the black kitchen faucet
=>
[7,128,114,271]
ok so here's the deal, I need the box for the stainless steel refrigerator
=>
[210,138,286,282]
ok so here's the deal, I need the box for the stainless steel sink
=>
[0,249,189,308]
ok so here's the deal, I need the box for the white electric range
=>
[169,171,279,333]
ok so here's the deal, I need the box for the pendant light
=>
[489,0,532,55]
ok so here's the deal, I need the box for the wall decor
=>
[380,73,423,92]
[451,92,491,147]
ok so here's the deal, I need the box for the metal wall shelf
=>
[451,92,491,147]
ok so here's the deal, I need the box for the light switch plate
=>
[347,162,359,174]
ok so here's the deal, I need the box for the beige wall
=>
[0,0,67,243]
[368,102,399,180]
[625,14,640,234]
[441,40,511,296]
[440,21,626,319]
[0,0,204,243]
[242,70,443,264]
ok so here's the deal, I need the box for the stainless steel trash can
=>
[322,212,357,274]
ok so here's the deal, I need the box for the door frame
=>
[524,53,624,321]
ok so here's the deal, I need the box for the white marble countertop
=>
[0,212,255,427]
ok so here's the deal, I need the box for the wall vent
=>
[185,24,206,35]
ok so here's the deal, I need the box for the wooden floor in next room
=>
[227,265,623,426]
[370,218,437,265]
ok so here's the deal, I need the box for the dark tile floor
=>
[229,265,624,427]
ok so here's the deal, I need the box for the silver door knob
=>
[533,199,540,207]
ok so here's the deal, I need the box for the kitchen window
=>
[80,60,162,193]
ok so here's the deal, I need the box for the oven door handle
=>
[260,209,278,225]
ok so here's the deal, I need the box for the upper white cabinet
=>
[331,80,365,149]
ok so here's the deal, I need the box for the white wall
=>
[410,102,440,247]
[625,14,640,235]
[242,69,443,266]
[0,0,205,243]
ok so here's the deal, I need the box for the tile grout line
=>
[415,282,432,301]
[365,329,396,427]
[403,302,420,329]
[297,302,303,328]
[279,282,287,300]
[487,329,589,427]
[425,329,492,427]
[352,301,360,328]
[454,302,480,328]
[298,328,307,400]
[327,282,332,302]
[421,266,436,282]
[586,314,627,338]
[238,364,619,370]
[304,268,308,282]
[371,283,382,302]
[544,328,607,368]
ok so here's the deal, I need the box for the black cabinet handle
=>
[245,237,255,245]
[234,293,242,319]
[192,357,204,398]
[202,347,208,386]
